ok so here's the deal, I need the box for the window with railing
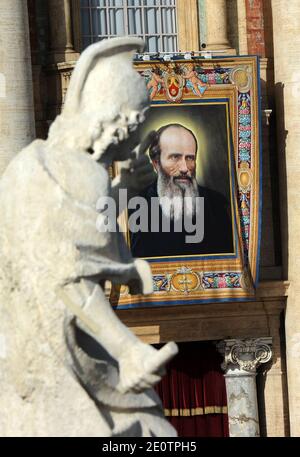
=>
[80,0,178,53]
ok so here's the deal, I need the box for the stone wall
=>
[0,0,36,176]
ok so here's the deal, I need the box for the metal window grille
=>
[80,0,178,53]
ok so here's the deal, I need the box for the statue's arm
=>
[111,131,156,215]
[53,157,177,393]
[59,278,177,393]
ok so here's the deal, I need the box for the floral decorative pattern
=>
[140,64,231,102]
[153,270,242,292]
[202,272,242,289]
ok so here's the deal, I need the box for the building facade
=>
[0,0,299,436]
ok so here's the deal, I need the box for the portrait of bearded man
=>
[129,123,234,258]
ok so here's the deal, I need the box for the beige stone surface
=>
[0,37,177,437]
[204,0,231,50]
[237,0,248,54]
[272,0,300,436]
[227,0,247,55]
[48,0,79,63]
[262,319,289,437]
[177,0,199,51]
[0,0,35,176]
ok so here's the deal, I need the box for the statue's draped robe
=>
[0,140,175,436]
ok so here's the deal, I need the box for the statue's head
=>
[48,37,149,163]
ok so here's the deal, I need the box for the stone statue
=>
[0,37,178,437]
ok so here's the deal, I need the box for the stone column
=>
[0,0,35,176]
[272,0,300,437]
[218,338,272,437]
[48,0,79,63]
[237,0,248,55]
[204,0,232,51]
[177,0,200,51]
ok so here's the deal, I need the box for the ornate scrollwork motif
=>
[220,338,272,373]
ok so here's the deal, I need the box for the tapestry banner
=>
[112,56,261,309]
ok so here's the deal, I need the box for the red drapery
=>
[155,341,229,437]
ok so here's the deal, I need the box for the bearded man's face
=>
[154,126,199,220]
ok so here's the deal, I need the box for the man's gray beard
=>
[157,167,199,221]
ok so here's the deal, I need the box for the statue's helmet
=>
[48,37,149,160]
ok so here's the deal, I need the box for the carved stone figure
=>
[0,37,177,437]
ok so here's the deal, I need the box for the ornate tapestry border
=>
[113,56,261,309]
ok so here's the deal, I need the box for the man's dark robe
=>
[129,180,234,258]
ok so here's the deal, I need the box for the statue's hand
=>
[123,153,155,193]
[117,342,178,394]
[127,259,153,295]
[116,131,157,195]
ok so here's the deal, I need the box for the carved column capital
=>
[218,338,272,373]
